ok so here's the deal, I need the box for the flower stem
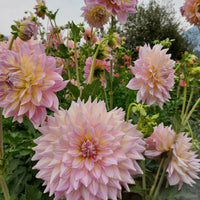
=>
[182,97,200,126]
[126,103,137,122]
[181,80,188,120]
[74,37,80,88]
[103,86,109,111]
[8,35,16,50]
[88,38,108,84]
[0,176,10,200]
[0,110,10,199]
[109,59,113,110]
[187,121,194,144]
[149,157,165,197]
[182,87,194,123]
[142,160,146,200]
[152,151,172,200]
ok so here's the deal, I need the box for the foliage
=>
[121,0,189,59]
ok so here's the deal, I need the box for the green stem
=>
[0,110,10,200]
[0,109,3,159]
[149,157,165,197]
[181,79,188,120]
[182,87,194,123]
[0,176,10,200]
[74,38,80,89]
[88,38,108,84]
[174,63,181,73]
[110,15,114,35]
[109,59,113,110]
[103,86,109,111]
[126,103,137,122]
[142,160,146,200]
[8,35,16,50]
[187,121,194,144]
[182,97,200,126]
[152,151,172,200]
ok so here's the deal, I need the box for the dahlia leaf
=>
[81,79,101,101]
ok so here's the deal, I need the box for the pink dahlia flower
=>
[181,0,200,26]
[145,123,175,159]
[83,27,98,45]
[86,0,138,23]
[65,40,80,68]
[32,98,145,200]
[81,3,111,28]
[0,42,68,127]
[167,133,200,189]
[46,26,63,50]
[127,44,175,108]
[83,57,110,87]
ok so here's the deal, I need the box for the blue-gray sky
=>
[0,0,188,36]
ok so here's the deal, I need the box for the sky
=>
[0,0,188,36]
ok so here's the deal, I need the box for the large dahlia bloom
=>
[127,44,175,108]
[181,0,200,26]
[167,133,200,189]
[85,0,138,23]
[83,57,110,87]
[81,3,111,28]
[32,98,145,200]
[0,41,67,127]
[144,123,175,159]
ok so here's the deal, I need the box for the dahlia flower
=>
[32,98,145,200]
[0,41,67,127]
[46,27,63,50]
[65,40,80,68]
[127,44,175,108]
[83,27,98,45]
[167,133,200,189]
[81,3,111,28]
[181,0,200,26]
[85,0,138,23]
[83,57,110,87]
[145,123,175,159]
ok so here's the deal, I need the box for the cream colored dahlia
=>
[0,40,67,127]
[167,133,200,189]
[32,98,145,200]
[144,123,175,159]
[127,44,175,108]
[181,0,200,26]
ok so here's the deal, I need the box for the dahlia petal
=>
[72,157,84,169]
[84,158,94,171]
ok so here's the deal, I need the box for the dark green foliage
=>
[121,0,189,59]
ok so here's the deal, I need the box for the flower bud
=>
[34,0,47,19]
[18,19,36,41]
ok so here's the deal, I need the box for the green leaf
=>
[66,81,80,99]
[69,21,81,42]
[57,43,70,59]
[25,184,42,200]
[81,79,102,101]
[11,25,18,32]
[132,106,138,113]
[140,107,147,116]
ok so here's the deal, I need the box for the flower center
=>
[81,140,97,159]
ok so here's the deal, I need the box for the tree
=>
[120,0,189,59]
